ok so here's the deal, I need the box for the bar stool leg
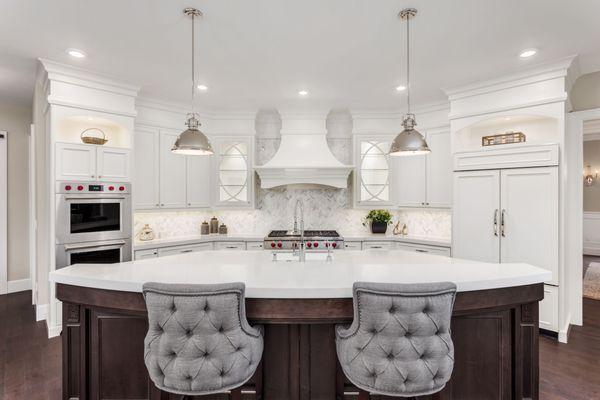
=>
[358,389,370,400]
[230,388,242,400]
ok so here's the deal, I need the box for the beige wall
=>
[0,104,31,282]
[571,71,600,112]
[584,139,600,212]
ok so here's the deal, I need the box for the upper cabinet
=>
[395,129,451,208]
[55,142,131,182]
[133,127,211,210]
[133,127,159,209]
[213,137,253,208]
[355,137,393,207]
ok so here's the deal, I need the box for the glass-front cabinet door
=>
[213,137,253,208]
[355,137,393,206]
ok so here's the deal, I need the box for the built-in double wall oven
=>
[55,181,132,269]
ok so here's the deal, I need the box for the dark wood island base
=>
[57,283,542,400]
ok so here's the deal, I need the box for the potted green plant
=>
[363,209,393,234]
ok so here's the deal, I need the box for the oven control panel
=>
[57,181,130,194]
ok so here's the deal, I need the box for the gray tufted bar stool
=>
[335,282,457,399]
[143,282,264,399]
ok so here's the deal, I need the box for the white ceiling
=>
[1,0,600,111]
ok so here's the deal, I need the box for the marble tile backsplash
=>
[134,137,451,240]
[134,208,451,241]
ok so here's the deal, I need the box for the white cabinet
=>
[133,127,160,209]
[214,241,246,250]
[453,170,501,263]
[56,143,131,182]
[539,284,559,332]
[363,241,395,250]
[134,128,212,210]
[55,143,97,181]
[246,241,264,251]
[425,130,452,208]
[157,242,213,257]
[395,130,451,208]
[213,137,253,208]
[355,137,393,206]
[453,164,559,332]
[134,248,158,260]
[396,243,451,256]
[97,147,130,182]
[159,131,187,208]
[395,155,426,207]
[344,241,362,250]
[499,167,559,285]
[186,155,211,208]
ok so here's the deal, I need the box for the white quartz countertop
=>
[133,233,451,250]
[50,249,550,298]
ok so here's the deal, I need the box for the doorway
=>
[583,119,600,300]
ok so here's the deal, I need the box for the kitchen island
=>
[50,250,551,400]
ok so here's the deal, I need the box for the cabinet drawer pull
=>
[225,246,239,249]
[415,249,428,253]
[370,246,383,249]
[180,249,194,253]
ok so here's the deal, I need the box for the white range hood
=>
[255,134,353,189]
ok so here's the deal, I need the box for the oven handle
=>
[64,196,127,201]
[64,240,127,250]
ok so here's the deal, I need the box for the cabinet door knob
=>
[160,203,164,206]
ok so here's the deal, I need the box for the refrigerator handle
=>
[501,209,506,237]
[493,209,499,236]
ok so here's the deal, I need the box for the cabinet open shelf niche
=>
[454,115,559,153]
[57,115,132,149]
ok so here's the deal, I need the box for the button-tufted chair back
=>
[143,282,263,396]
[336,282,457,398]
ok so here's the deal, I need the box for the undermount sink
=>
[273,252,332,262]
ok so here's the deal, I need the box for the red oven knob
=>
[108,186,115,191]
[119,186,125,191]
[77,185,84,191]
[313,242,319,248]
[277,242,282,248]
[271,242,276,248]
[332,242,337,248]
[306,242,312,248]
[65,185,72,191]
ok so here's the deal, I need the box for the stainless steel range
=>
[264,230,344,251]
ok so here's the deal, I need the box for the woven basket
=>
[81,128,108,145]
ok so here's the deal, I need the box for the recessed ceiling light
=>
[66,48,87,58]
[519,48,538,58]
[395,85,407,92]
[197,84,208,91]
[298,90,309,97]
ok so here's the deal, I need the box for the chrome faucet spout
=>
[294,199,306,262]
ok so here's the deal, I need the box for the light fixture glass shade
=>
[171,114,214,155]
[389,114,430,156]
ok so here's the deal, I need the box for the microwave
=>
[55,181,132,245]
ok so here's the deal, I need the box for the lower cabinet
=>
[344,241,362,250]
[363,241,395,250]
[396,243,451,256]
[214,241,246,251]
[539,284,559,332]
[246,241,264,251]
[156,243,213,257]
[134,248,158,260]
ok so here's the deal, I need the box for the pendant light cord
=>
[191,12,196,115]
[406,13,411,115]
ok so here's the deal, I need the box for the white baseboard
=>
[36,303,48,322]
[7,278,31,293]
[47,322,62,338]
[558,313,571,344]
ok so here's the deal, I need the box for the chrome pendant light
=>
[172,8,214,156]
[389,8,430,156]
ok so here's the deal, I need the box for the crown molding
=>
[443,55,578,101]
[38,58,139,98]
[583,119,600,136]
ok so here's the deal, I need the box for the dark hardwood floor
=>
[1,291,599,400]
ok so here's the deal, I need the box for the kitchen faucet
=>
[293,199,306,262]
